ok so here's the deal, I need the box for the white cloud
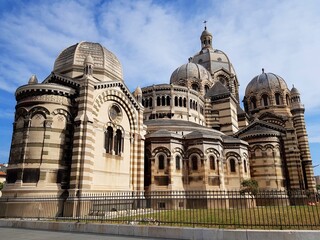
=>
[203,0,320,113]
[0,0,319,111]
[97,0,197,89]
[0,0,100,92]
[0,0,319,166]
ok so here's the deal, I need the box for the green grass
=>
[107,206,320,230]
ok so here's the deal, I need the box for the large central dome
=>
[53,42,123,81]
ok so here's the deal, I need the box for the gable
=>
[235,119,285,140]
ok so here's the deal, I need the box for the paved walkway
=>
[0,227,173,240]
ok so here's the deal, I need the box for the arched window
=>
[251,97,257,109]
[244,159,247,173]
[161,96,166,106]
[230,158,236,173]
[175,96,178,106]
[190,99,192,108]
[166,96,170,106]
[205,85,209,94]
[176,155,181,170]
[262,94,269,106]
[142,99,145,107]
[114,129,122,155]
[149,97,153,107]
[157,96,161,106]
[275,93,281,105]
[192,83,199,91]
[158,155,165,170]
[191,156,198,171]
[209,156,215,170]
[179,97,182,107]
[286,94,290,105]
[105,126,113,153]
[183,98,187,107]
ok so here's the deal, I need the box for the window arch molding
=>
[226,152,241,173]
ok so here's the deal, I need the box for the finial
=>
[262,68,264,73]
[203,20,207,30]
[28,74,38,84]
[188,57,193,63]
[292,84,294,88]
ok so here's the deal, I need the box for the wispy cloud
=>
[0,0,320,167]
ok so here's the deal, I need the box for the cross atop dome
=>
[203,20,207,30]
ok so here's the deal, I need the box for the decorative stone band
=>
[15,84,76,101]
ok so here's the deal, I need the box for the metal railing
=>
[0,190,319,229]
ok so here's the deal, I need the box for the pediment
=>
[258,112,287,127]
[43,72,80,89]
[235,119,285,139]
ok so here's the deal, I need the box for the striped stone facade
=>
[3,27,316,204]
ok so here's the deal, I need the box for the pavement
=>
[0,227,174,240]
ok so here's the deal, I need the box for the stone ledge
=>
[0,219,319,240]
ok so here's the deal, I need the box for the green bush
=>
[0,182,4,191]
[240,179,259,197]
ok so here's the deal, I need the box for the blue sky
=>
[0,0,319,175]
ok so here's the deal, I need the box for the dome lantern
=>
[200,26,213,50]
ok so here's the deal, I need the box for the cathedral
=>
[2,27,316,198]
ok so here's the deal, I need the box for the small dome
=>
[28,75,38,84]
[201,28,212,38]
[134,86,142,96]
[53,42,123,81]
[245,70,289,96]
[291,86,300,95]
[170,62,212,85]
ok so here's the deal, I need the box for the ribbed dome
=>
[170,62,212,85]
[290,86,300,94]
[53,42,123,81]
[245,70,289,96]
[192,48,237,76]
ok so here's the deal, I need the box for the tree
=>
[240,179,259,207]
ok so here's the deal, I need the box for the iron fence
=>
[0,190,319,229]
